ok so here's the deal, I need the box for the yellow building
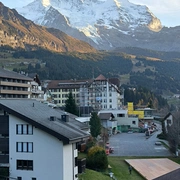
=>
[128,102,144,119]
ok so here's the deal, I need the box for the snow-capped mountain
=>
[17,0,179,51]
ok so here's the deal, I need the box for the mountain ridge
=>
[16,0,180,52]
[0,2,97,53]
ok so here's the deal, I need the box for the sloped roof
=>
[47,79,91,89]
[0,99,89,144]
[95,74,107,81]
[0,68,32,81]
[99,113,112,120]
[109,78,120,87]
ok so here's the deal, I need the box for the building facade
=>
[0,99,89,180]
[0,69,44,99]
[88,74,122,111]
[0,69,32,98]
[98,109,139,133]
[47,75,123,111]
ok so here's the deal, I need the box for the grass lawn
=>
[78,156,145,180]
[78,155,180,180]
[107,156,145,180]
[78,169,111,180]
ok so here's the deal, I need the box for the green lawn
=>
[78,156,145,180]
[78,155,180,180]
[78,169,111,180]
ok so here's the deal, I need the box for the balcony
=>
[0,81,30,87]
[0,89,30,95]
[31,89,44,94]
[0,154,9,163]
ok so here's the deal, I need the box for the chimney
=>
[61,114,69,122]
[50,116,56,121]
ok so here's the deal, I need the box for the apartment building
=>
[47,79,90,107]
[47,75,123,111]
[0,69,44,99]
[88,74,122,111]
[0,69,32,98]
[0,99,89,180]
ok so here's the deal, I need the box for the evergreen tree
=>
[65,91,79,116]
[89,112,101,138]
[35,63,41,69]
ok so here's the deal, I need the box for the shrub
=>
[85,137,95,153]
[86,146,108,171]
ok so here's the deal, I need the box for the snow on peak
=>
[16,0,162,44]
[42,0,50,7]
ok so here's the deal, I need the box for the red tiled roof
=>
[95,74,106,81]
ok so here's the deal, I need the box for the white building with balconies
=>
[0,99,89,180]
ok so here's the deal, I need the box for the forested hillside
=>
[124,86,168,110]
[12,49,133,80]
[1,46,180,97]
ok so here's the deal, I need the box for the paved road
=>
[108,131,172,157]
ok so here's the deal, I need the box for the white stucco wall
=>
[63,145,74,180]
[98,109,138,128]
[116,117,138,128]
[165,114,173,132]
[9,115,74,180]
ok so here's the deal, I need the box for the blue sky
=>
[1,0,180,27]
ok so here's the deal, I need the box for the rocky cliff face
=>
[0,2,97,53]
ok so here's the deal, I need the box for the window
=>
[62,94,66,98]
[117,114,125,117]
[32,178,36,180]
[132,121,136,125]
[17,160,33,170]
[17,142,33,152]
[17,177,22,180]
[109,99,112,102]
[16,124,33,135]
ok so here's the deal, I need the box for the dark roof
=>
[47,79,91,89]
[109,78,120,87]
[154,168,180,180]
[99,113,112,120]
[0,99,89,144]
[0,69,32,81]
[28,73,41,85]
[163,112,172,121]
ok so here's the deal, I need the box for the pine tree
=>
[89,112,101,138]
[65,91,79,116]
